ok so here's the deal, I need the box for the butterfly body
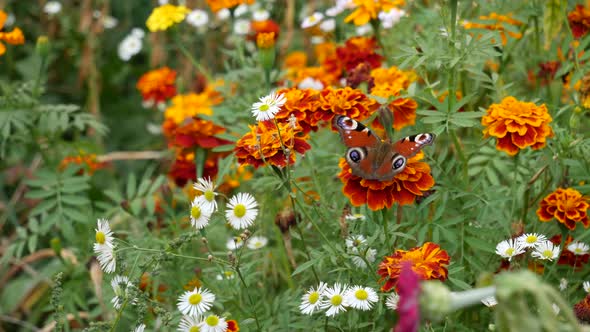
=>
[334,116,435,181]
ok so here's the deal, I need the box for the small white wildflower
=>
[44,1,62,15]
[378,8,405,29]
[234,4,249,17]
[225,192,258,230]
[516,233,547,248]
[252,9,270,21]
[300,282,327,315]
[531,241,560,261]
[251,92,286,121]
[226,236,244,250]
[385,292,400,310]
[234,19,251,35]
[559,278,568,291]
[350,247,376,268]
[344,285,378,311]
[568,241,590,255]
[584,281,590,293]
[190,198,213,229]
[355,24,373,36]
[110,275,136,309]
[193,177,218,212]
[298,77,324,90]
[186,9,209,29]
[177,287,216,316]
[247,236,268,250]
[345,213,366,221]
[178,315,201,332]
[301,12,324,29]
[495,239,525,261]
[131,28,145,39]
[319,18,336,32]
[217,9,231,21]
[345,234,366,249]
[320,283,349,317]
[118,35,142,61]
[132,324,146,332]
[198,314,227,332]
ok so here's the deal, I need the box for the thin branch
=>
[96,151,168,163]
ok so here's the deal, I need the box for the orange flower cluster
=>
[274,87,321,134]
[549,234,589,268]
[575,294,590,324]
[323,37,383,80]
[370,66,418,130]
[256,32,276,49]
[164,92,215,125]
[537,188,589,230]
[481,96,554,156]
[463,12,523,45]
[136,67,177,106]
[345,0,406,26]
[338,153,435,210]
[0,10,24,56]
[377,242,450,292]
[234,121,311,168]
[207,0,254,13]
[250,19,280,43]
[59,153,107,175]
[227,320,240,332]
[568,4,590,39]
[317,87,379,123]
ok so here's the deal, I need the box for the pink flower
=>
[394,262,421,332]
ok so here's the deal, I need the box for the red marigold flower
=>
[378,242,450,292]
[274,87,321,134]
[568,4,590,39]
[165,117,232,150]
[394,261,420,332]
[59,153,108,175]
[136,67,177,106]
[316,87,379,123]
[537,188,589,230]
[338,36,383,73]
[481,96,554,156]
[549,234,590,268]
[227,319,240,332]
[234,121,311,168]
[574,293,590,323]
[338,153,434,210]
[168,152,219,187]
[249,19,280,42]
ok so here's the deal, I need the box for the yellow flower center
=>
[205,315,219,326]
[96,231,106,244]
[505,248,515,256]
[308,291,320,304]
[526,235,537,244]
[355,289,368,300]
[309,16,317,23]
[191,206,201,219]
[542,250,553,259]
[330,294,343,306]
[189,326,200,332]
[189,293,202,305]
[234,204,246,218]
[259,104,269,112]
[575,248,583,254]
[204,190,215,202]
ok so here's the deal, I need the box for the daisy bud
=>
[240,233,248,241]
[419,281,452,322]
[207,254,213,262]
[201,237,208,244]
[228,251,235,264]
[36,36,50,58]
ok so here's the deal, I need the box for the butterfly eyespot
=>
[347,148,364,163]
[337,116,357,130]
[392,156,406,170]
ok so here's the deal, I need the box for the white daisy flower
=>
[301,12,324,29]
[516,233,547,248]
[345,234,366,249]
[350,247,376,268]
[233,19,251,35]
[319,18,336,32]
[103,15,118,29]
[118,35,143,61]
[247,236,268,250]
[567,241,590,255]
[251,92,286,121]
[378,8,405,29]
[96,245,116,273]
[531,241,560,261]
[559,278,568,291]
[94,218,115,248]
[199,314,227,332]
[186,9,209,29]
[300,282,327,315]
[193,177,218,212]
[344,286,378,311]
[177,287,216,316]
[252,9,270,21]
[326,0,353,17]
[132,324,145,332]
[355,24,373,36]
[225,193,258,230]
[131,28,145,39]
[190,198,213,229]
[320,283,349,317]
[216,270,235,280]
[345,213,366,221]
[583,281,590,293]
[481,296,497,307]
[217,9,231,21]
[385,292,400,310]
[44,1,62,15]
[110,275,135,309]
[298,77,324,90]
[495,238,525,261]
[94,219,117,273]
[234,4,249,17]
[226,236,244,250]
[178,315,201,332]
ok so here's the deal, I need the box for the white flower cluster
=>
[345,234,376,268]
[177,287,229,332]
[118,28,145,61]
[495,233,589,262]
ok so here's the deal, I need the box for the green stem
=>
[235,266,262,330]
[174,33,213,82]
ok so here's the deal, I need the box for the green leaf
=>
[126,173,137,199]
[29,199,57,216]
[25,189,56,200]
[292,258,320,276]
[62,207,88,223]
[543,0,567,48]
[61,195,90,206]
[27,235,38,254]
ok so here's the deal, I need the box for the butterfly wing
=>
[393,133,436,158]
[333,116,383,179]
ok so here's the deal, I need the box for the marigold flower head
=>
[249,19,280,42]
[369,66,418,130]
[345,0,406,26]
[568,5,590,39]
[549,234,590,268]
[463,12,523,45]
[314,41,337,64]
[234,120,311,169]
[256,32,276,49]
[537,188,589,230]
[324,37,383,76]
[227,319,240,332]
[207,0,254,13]
[136,67,177,105]
[274,87,321,134]
[164,117,232,150]
[168,152,220,187]
[378,242,450,292]
[164,92,218,125]
[0,10,25,56]
[146,4,190,32]
[317,87,379,123]
[292,66,337,89]
[481,96,554,156]
[338,152,434,210]
[60,153,108,175]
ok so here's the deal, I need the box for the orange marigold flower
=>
[165,117,232,150]
[60,153,107,175]
[481,96,554,156]
[219,164,254,193]
[335,37,384,73]
[369,67,418,130]
[164,92,217,124]
[274,87,321,134]
[0,10,25,56]
[227,320,240,332]
[575,293,590,324]
[317,87,379,123]
[568,4,590,39]
[345,0,405,26]
[234,121,311,168]
[168,152,219,187]
[463,12,523,45]
[207,0,254,13]
[537,188,589,230]
[549,234,590,268]
[292,66,337,89]
[250,19,280,42]
[256,32,276,49]
[338,152,435,210]
[377,242,450,292]
[136,67,177,105]
[314,41,337,64]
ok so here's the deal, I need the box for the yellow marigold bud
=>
[36,36,50,57]
[256,32,276,49]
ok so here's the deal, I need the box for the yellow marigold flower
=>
[256,32,275,49]
[463,12,523,45]
[146,4,190,32]
[345,0,405,26]
[537,188,589,231]
[164,93,215,124]
[207,0,254,13]
[481,96,554,156]
[0,10,25,56]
